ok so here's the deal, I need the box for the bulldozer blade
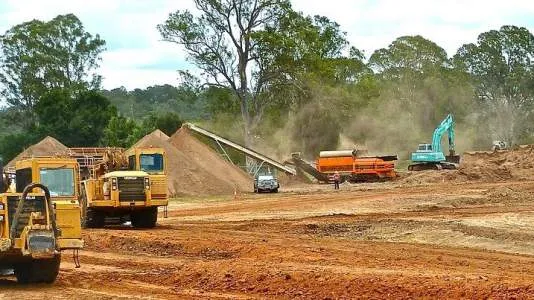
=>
[28,230,56,257]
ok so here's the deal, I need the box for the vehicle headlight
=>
[144,177,150,190]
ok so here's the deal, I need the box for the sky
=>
[0,0,533,90]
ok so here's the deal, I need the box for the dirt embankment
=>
[398,146,534,185]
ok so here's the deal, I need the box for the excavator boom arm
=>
[431,114,455,154]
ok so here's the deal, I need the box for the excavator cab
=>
[417,144,433,152]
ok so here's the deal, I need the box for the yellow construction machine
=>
[0,158,83,283]
[71,147,168,228]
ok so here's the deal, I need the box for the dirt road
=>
[2,178,534,299]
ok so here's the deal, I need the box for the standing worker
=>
[333,171,340,190]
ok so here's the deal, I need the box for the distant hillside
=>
[101,84,210,121]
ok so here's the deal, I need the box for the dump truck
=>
[409,114,460,171]
[0,158,83,283]
[70,147,168,228]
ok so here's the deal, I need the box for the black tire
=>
[15,254,61,284]
[80,186,105,228]
[131,207,158,228]
[273,188,279,193]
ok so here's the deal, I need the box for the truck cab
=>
[78,147,168,228]
[13,158,83,249]
[0,158,84,283]
[125,147,168,205]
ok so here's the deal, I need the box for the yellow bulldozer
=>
[70,147,168,228]
[0,158,83,283]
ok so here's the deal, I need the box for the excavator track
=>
[408,162,458,171]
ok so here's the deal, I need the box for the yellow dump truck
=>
[74,147,168,228]
[0,158,83,283]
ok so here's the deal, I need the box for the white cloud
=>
[292,0,534,57]
[0,0,533,90]
[0,0,195,89]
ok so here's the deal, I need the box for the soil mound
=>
[6,136,68,168]
[399,146,534,184]
[169,127,251,194]
[459,146,534,181]
[130,128,251,196]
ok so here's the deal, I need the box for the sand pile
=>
[6,136,68,168]
[130,128,251,196]
[459,146,534,181]
[168,127,251,194]
[399,146,534,184]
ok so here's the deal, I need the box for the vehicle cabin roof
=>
[15,157,79,170]
[104,170,149,178]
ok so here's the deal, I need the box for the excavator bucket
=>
[445,154,461,164]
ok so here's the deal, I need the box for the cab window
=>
[16,168,32,192]
[40,168,75,196]
[139,154,164,172]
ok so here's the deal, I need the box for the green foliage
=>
[369,35,449,80]
[34,89,116,147]
[158,0,363,145]
[101,115,141,148]
[202,86,239,115]
[102,84,207,120]
[158,0,292,145]
[142,112,183,136]
[454,25,534,144]
[70,91,117,146]
[0,14,105,129]
[102,112,183,148]
[0,132,40,163]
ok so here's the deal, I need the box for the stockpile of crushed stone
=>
[6,136,68,169]
[130,128,251,196]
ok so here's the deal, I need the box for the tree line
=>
[1,0,534,163]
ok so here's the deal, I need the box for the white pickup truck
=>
[254,174,279,193]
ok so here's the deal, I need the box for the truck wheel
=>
[15,254,60,284]
[273,188,279,193]
[131,207,158,228]
[80,187,104,228]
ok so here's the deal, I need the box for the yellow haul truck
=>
[125,147,168,202]
[74,147,168,228]
[0,158,83,283]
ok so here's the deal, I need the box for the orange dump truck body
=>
[316,156,396,180]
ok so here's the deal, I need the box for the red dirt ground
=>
[2,177,534,299]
